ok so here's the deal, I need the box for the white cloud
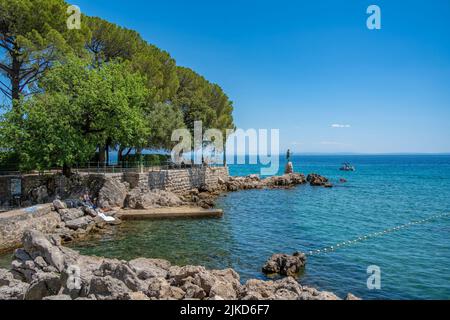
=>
[331,124,351,128]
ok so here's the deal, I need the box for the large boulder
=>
[125,189,183,209]
[262,252,307,277]
[265,174,306,187]
[89,276,131,300]
[181,281,207,299]
[96,260,144,292]
[128,258,171,280]
[30,186,49,204]
[24,272,62,300]
[0,230,357,301]
[346,293,362,300]
[145,277,185,300]
[65,216,93,231]
[58,208,84,222]
[168,265,207,286]
[97,178,129,209]
[52,200,67,211]
[168,266,241,300]
[82,206,98,217]
[225,174,306,192]
[0,269,29,300]
[22,230,65,272]
[240,277,340,300]
[209,280,237,300]
[307,174,332,188]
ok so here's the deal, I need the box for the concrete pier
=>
[117,207,223,220]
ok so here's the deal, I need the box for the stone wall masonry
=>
[122,172,152,190]
[0,204,60,253]
[0,173,121,207]
[204,166,229,189]
[0,174,59,207]
[0,167,230,206]
[147,166,229,194]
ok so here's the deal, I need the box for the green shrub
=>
[0,152,21,171]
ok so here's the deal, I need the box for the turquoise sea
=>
[2,155,449,299]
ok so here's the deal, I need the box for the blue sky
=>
[5,0,450,153]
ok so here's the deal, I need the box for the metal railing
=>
[0,161,226,176]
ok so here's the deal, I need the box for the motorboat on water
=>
[340,163,355,171]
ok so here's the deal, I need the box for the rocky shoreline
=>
[2,172,326,253]
[0,230,358,300]
[0,172,352,300]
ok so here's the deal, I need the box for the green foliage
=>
[0,0,235,172]
[174,67,217,130]
[85,16,179,105]
[0,151,21,171]
[0,57,150,170]
[131,44,179,104]
[146,102,185,150]
[0,0,88,101]
[84,16,143,65]
[174,67,234,134]
[2,94,97,171]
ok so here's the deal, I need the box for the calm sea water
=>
[2,155,449,299]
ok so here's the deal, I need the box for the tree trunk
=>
[223,143,227,166]
[118,146,124,163]
[98,145,106,164]
[105,138,112,165]
[62,164,72,178]
[105,145,110,165]
[11,52,21,104]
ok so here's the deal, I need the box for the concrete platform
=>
[117,207,223,220]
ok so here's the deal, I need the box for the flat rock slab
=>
[117,207,223,220]
[0,204,53,221]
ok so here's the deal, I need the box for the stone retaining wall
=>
[0,167,230,205]
[147,166,229,194]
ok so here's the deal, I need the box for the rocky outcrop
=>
[29,186,49,204]
[0,268,29,300]
[97,178,129,209]
[58,208,85,222]
[181,173,310,209]
[50,200,119,243]
[307,174,333,188]
[65,216,94,231]
[240,277,339,300]
[0,230,358,300]
[262,252,307,277]
[346,293,361,300]
[125,189,184,210]
[224,173,307,193]
[0,204,61,253]
[265,173,307,187]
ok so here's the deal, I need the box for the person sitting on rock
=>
[82,192,95,209]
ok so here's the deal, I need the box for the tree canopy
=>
[0,0,87,102]
[1,58,149,171]
[0,0,235,173]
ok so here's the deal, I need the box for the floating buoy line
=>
[306,212,450,256]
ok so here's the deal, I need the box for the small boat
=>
[340,163,355,171]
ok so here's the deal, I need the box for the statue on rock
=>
[285,149,294,174]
